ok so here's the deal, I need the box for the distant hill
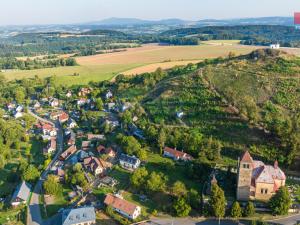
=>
[85,16,294,27]
[85,17,189,26]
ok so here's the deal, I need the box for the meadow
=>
[2,43,261,86]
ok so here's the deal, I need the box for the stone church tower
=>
[237,151,253,200]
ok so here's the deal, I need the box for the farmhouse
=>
[49,98,59,107]
[61,206,96,225]
[50,111,69,123]
[60,145,77,161]
[105,147,116,158]
[11,181,31,207]
[87,134,105,141]
[119,154,140,170]
[43,138,56,154]
[237,151,286,201]
[270,44,280,49]
[83,157,105,176]
[104,194,141,220]
[163,147,193,161]
[82,141,92,151]
[67,118,77,129]
[78,87,92,97]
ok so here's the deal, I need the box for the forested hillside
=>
[161,25,300,47]
[112,49,300,171]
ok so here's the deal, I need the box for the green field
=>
[2,64,143,86]
[1,43,260,86]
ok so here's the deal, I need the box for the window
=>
[243,164,250,169]
[260,188,268,194]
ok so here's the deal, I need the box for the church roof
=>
[240,151,253,163]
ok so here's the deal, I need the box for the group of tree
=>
[116,134,147,160]
[0,57,77,70]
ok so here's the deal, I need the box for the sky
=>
[0,0,300,25]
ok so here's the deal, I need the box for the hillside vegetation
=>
[113,49,300,171]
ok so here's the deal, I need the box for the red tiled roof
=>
[97,145,106,152]
[164,147,193,160]
[104,194,139,216]
[60,145,77,160]
[240,151,253,163]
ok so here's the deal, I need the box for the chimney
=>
[274,160,278,169]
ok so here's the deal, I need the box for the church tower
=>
[237,151,253,200]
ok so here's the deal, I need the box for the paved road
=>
[27,111,63,225]
[268,213,300,225]
[147,214,300,225]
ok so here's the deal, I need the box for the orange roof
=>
[240,151,253,163]
[104,194,138,215]
[164,147,193,160]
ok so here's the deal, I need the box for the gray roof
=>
[119,154,140,165]
[62,207,96,225]
[11,181,31,202]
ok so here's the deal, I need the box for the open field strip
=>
[3,43,263,86]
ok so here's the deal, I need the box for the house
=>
[77,98,87,106]
[105,90,113,99]
[119,154,140,170]
[98,176,118,188]
[105,119,119,128]
[14,111,23,119]
[33,101,41,109]
[60,145,77,161]
[36,122,57,137]
[83,157,105,176]
[163,147,193,161]
[237,151,286,201]
[7,102,16,112]
[56,168,65,182]
[77,150,94,162]
[87,134,105,141]
[107,102,116,111]
[50,111,69,123]
[78,87,92,97]
[105,147,116,158]
[96,145,106,154]
[15,105,24,113]
[11,181,31,207]
[61,207,96,225]
[49,98,59,107]
[66,91,72,98]
[121,102,132,112]
[104,194,141,220]
[270,44,280,49]
[43,138,56,154]
[81,141,92,151]
[67,118,77,129]
[176,111,184,119]
[67,131,76,146]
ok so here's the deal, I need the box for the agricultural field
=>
[2,43,260,86]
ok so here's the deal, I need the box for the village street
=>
[27,109,64,225]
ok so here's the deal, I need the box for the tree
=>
[240,96,260,123]
[188,189,201,210]
[22,165,40,183]
[200,136,222,161]
[230,201,242,220]
[208,184,226,223]
[269,186,291,215]
[130,167,148,189]
[158,129,166,154]
[95,98,104,111]
[243,202,255,217]
[146,172,167,192]
[43,175,62,196]
[171,181,187,197]
[173,197,191,217]
[137,148,147,161]
[14,87,26,104]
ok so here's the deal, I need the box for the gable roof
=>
[240,151,253,163]
[62,207,96,225]
[119,154,140,165]
[11,181,31,202]
[164,147,193,160]
[104,194,139,216]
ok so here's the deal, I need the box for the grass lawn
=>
[30,138,45,167]
[43,185,72,218]
[0,206,26,224]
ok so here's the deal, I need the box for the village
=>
[1,84,300,225]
